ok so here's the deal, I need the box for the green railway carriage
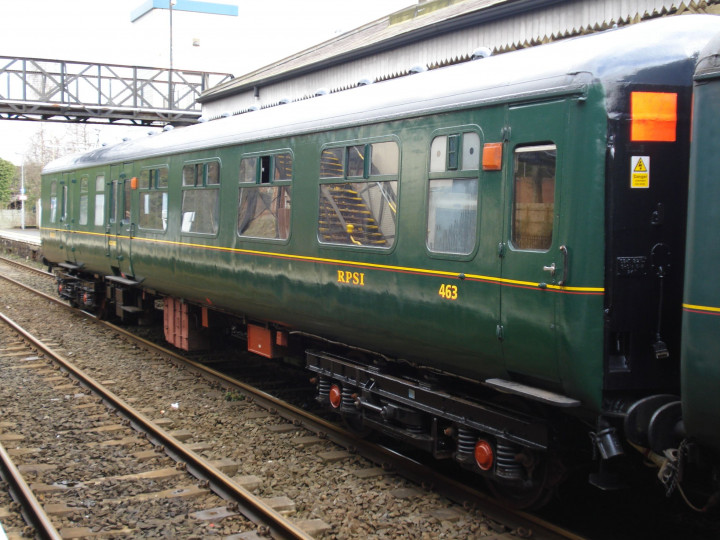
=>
[683,34,720,457]
[41,16,720,506]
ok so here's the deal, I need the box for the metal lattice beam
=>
[0,56,233,126]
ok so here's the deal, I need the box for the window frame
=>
[181,158,221,236]
[138,165,170,233]
[78,175,90,226]
[49,179,58,224]
[61,183,68,223]
[94,174,105,228]
[425,126,483,260]
[237,150,293,243]
[317,137,400,251]
[510,143,557,252]
[121,174,132,225]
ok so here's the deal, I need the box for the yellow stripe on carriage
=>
[40,227,605,295]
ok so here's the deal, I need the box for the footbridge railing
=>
[0,57,233,126]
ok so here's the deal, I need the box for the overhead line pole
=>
[169,0,175,110]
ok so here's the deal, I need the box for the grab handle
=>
[558,245,569,286]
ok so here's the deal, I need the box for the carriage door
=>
[107,164,136,278]
[60,173,76,263]
[500,101,567,384]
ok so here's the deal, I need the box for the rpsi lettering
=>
[337,270,365,286]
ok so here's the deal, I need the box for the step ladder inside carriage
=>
[318,149,396,246]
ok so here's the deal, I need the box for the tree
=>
[0,158,14,206]
[20,123,100,215]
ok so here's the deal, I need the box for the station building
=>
[198,0,720,119]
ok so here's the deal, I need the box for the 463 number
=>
[438,284,458,301]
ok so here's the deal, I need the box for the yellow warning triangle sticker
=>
[634,158,648,172]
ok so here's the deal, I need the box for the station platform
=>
[0,227,40,246]
[0,227,42,261]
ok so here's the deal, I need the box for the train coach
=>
[679,31,720,511]
[41,15,720,508]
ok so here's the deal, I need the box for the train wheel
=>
[95,296,113,321]
[342,414,373,438]
[485,455,558,510]
[338,352,374,437]
[483,394,561,509]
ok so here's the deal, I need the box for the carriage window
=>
[140,192,168,231]
[183,164,199,186]
[430,136,447,172]
[79,176,89,225]
[370,141,399,176]
[275,154,292,180]
[206,161,220,185]
[320,147,344,178]
[61,185,68,222]
[109,180,118,224]
[512,144,556,251]
[431,132,480,173]
[347,145,366,177]
[184,161,219,187]
[140,170,150,190]
[157,167,169,188]
[122,177,132,223]
[139,167,169,232]
[94,175,105,227]
[259,156,271,184]
[318,141,398,248]
[140,167,169,190]
[239,157,257,183]
[182,161,220,234]
[426,179,477,254]
[238,152,292,240]
[49,181,58,223]
[462,132,481,171]
[426,132,480,255]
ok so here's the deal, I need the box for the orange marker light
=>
[130,177,138,189]
[329,384,342,409]
[482,143,503,170]
[474,440,494,471]
[630,91,677,142]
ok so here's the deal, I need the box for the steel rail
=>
[0,255,53,277]
[0,309,312,540]
[0,266,584,540]
[0,441,62,540]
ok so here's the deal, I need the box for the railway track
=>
[0,309,318,538]
[0,254,583,539]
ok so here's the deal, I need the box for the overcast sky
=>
[0,0,414,164]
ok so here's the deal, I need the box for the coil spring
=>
[495,440,523,481]
[317,377,330,404]
[341,387,355,412]
[457,427,476,456]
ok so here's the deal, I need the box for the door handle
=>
[558,245,568,286]
[542,247,569,284]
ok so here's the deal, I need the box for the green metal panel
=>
[682,66,720,451]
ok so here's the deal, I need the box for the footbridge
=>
[0,56,233,126]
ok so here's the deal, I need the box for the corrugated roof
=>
[200,0,720,104]
[199,0,559,102]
